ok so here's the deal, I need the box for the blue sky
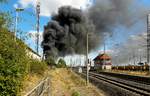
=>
[1,0,150,65]
[0,0,93,55]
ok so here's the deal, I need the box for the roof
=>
[93,53,111,61]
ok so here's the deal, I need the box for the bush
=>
[0,28,30,95]
[57,58,67,68]
[0,76,22,96]
[0,6,48,95]
[45,56,56,66]
[72,91,80,96]
[30,60,48,75]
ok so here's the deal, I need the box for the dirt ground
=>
[49,68,106,96]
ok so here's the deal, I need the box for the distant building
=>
[93,53,112,70]
[26,47,42,61]
[8,31,42,61]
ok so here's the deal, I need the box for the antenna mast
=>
[36,1,40,54]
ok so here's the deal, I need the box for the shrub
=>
[0,5,48,95]
[0,28,29,95]
[57,58,67,68]
[0,76,22,96]
[30,60,48,75]
[45,56,56,66]
[72,91,80,96]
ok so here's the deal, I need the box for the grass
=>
[49,68,105,96]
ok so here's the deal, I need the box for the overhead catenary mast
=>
[147,14,150,71]
[36,1,40,54]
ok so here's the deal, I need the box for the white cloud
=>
[15,0,91,17]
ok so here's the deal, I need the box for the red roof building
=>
[93,53,112,70]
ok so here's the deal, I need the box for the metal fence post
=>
[25,77,51,96]
[48,78,50,96]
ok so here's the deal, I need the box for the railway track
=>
[96,71,150,85]
[80,71,150,96]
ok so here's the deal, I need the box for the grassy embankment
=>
[22,68,106,96]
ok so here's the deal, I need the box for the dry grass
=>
[49,68,105,96]
[22,68,105,96]
[21,70,49,95]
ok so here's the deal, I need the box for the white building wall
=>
[105,65,112,70]
[94,64,112,70]
[26,49,41,61]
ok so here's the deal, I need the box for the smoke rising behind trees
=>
[42,0,150,62]
[88,0,150,65]
[42,6,99,59]
[88,0,150,36]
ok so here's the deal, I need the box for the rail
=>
[24,77,50,96]
[81,71,150,96]
[98,71,150,85]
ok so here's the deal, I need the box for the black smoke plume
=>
[88,0,150,65]
[42,6,99,59]
[88,0,150,40]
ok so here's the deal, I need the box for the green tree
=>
[45,56,56,66]
[0,2,29,95]
[0,27,31,95]
[57,58,67,68]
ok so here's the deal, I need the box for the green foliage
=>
[0,28,49,95]
[72,91,80,96]
[0,3,48,95]
[0,76,22,96]
[30,60,48,75]
[45,56,56,66]
[0,12,12,29]
[57,58,67,68]
[0,27,30,95]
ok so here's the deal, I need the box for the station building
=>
[93,53,112,70]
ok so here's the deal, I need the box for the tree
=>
[45,56,56,66]
[57,58,67,68]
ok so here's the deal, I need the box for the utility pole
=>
[15,7,24,41]
[133,52,136,65]
[147,14,150,72]
[104,40,106,54]
[86,33,89,85]
[138,49,142,63]
[36,1,40,54]
[103,39,106,66]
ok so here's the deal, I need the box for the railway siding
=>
[98,71,150,85]
[76,70,150,96]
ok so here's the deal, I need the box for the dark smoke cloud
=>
[88,0,150,65]
[42,0,150,60]
[88,0,150,38]
[42,6,99,59]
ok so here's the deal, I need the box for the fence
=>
[25,77,50,96]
